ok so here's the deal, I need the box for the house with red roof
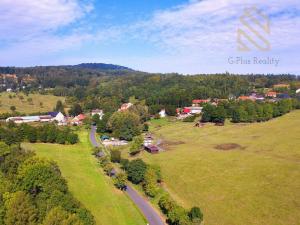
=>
[192,99,209,106]
[265,91,277,98]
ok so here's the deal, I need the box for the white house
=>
[91,109,104,120]
[296,89,300,94]
[159,109,167,118]
[53,112,66,125]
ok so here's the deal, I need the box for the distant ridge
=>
[70,63,133,71]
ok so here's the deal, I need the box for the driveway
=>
[89,126,166,225]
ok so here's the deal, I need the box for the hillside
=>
[0,92,64,114]
[139,111,300,225]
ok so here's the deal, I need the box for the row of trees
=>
[201,99,300,124]
[93,146,203,225]
[0,123,78,146]
[0,143,94,225]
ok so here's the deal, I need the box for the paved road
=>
[90,126,100,147]
[89,126,165,225]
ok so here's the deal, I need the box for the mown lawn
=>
[0,92,65,114]
[22,130,146,225]
[140,111,300,225]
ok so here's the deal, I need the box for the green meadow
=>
[139,110,300,225]
[22,130,146,225]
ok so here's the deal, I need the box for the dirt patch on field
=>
[215,143,244,151]
[159,140,185,151]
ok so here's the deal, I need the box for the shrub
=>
[143,167,159,197]
[127,159,147,184]
[189,207,203,224]
[110,150,121,163]
[129,135,143,155]
[120,159,129,171]
[67,133,79,144]
[113,172,127,190]
[183,115,197,122]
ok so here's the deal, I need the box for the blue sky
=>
[0,0,299,74]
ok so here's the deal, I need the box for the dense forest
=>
[0,143,94,225]
[1,64,299,116]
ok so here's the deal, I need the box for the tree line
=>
[92,146,203,225]
[0,123,79,146]
[0,143,94,225]
[201,99,300,124]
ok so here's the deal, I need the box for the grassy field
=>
[0,92,65,114]
[139,111,300,225]
[22,130,146,225]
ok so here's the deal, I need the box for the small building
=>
[238,96,252,101]
[192,99,209,106]
[145,145,159,154]
[6,88,12,92]
[183,107,202,114]
[159,109,166,118]
[39,115,53,122]
[91,109,104,120]
[265,91,277,98]
[296,89,300,94]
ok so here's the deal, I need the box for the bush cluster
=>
[159,194,203,225]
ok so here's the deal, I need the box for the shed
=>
[145,145,159,154]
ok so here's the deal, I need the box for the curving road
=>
[89,126,165,225]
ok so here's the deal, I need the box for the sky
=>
[0,0,299,74]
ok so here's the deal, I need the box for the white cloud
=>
[0,0,92,42]
[0,0,299,74]
[124,0,300,73]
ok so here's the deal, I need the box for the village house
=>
[238,96,253,101]
[91,109,104,120]
[53,112,67,126]
[296,89,300,94]
[71,114,86,125]
[265,91,277,98]
[159,109,166,118]
[118,103,133,111]
[192,99,209,107]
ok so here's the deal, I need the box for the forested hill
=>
[70,63,133,71]
[0,63,144,88]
